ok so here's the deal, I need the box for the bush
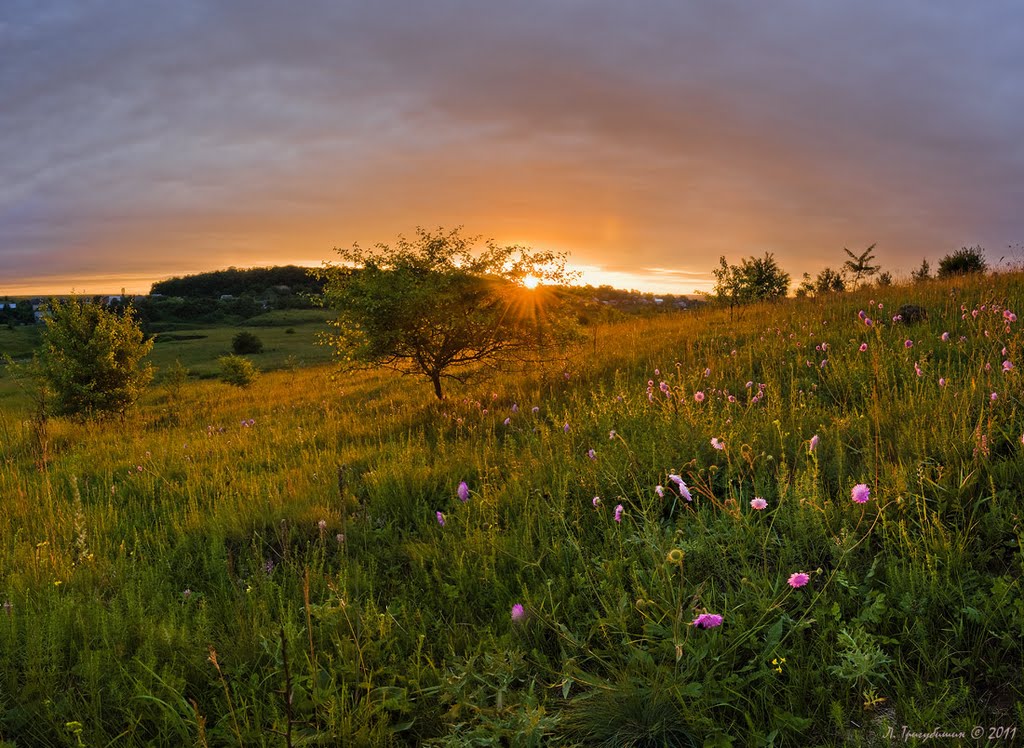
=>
[938,246,987,278]
[38,300,153,417]
[232,331,264,354]
[218,355,258,387]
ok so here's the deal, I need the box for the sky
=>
[2,1,1024,296]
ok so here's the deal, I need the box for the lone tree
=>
[38,299,153,417]
[712,253,790,315]
[316,227,577,399]
[842,243,880,288]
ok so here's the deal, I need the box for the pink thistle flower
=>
[809,434,820,452]
[941,332,950,342]
[1003,360,1014,372]
[531,406,539,414]
[904,339,913,349]
[563,423,570,433]
[745,381,753,389]
[694,391,705,402]
[592,496,601,509]
[609,430,617,440]
[655,485,665,498]
[692,613,723,629]
[711,437,725,450]
[990,392,998,401]
[750,497,767,510]
[436,511,446,526]
[503,417,511,426]
[458,481,470,502]
[614,504,624,523]
[864,318,873,327]
[939,377,946,387]
[859,343,868,352]
[851,483,871,504]
[511,603,526,623]
[788,572,810,589]
[511,403,518,413]
[587,449,597,460]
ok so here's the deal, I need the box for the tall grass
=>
[1,274,1023,745]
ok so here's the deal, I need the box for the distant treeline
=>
[151,266,324,300]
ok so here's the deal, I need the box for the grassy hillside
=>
[1,274,1023,745]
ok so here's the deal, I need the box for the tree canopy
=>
[315,227,578,399]
[712,253,790,311]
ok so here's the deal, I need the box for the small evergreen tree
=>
[911,259,931,283]
[38,299,153,417]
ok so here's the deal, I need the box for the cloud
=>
[2,1,1023,292]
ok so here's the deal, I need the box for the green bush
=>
[231,330,264,354]
[938,245,987,277]
[38,299,153,417]
[217,354,258,387]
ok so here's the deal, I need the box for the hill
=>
[1,272,1022,744]
[150,265,325,300]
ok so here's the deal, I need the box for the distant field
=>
[0,309,335,404]
[1,276,1023,744]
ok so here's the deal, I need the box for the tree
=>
[232,331,264,354]
[316,227,577,400]
[814,267,845,295]
[842,244,880,288]
[218,355,258,387]
[713,253,790,314]
[877,271,893,287]
[937,246,987,278]
[911,259,931,283]
[38,299,153,417]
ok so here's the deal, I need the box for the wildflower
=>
[458,481,470,502]
[788,572,810,588]
[746,381,753,389]
[1003,360,1014,372]
[666,548,684,564]
[914,362,923,377]
[728,395,737,403]
[750,497,767,510]
[531,406,539,414]
[264,559,275,574]
[614,504,624,523]
[2,600,12,615]
[317,519,327,531]
[941,332,950,342]
[587,449,596,461]
[511,603,526,622]
[609,430,617,440]
[336,533,345,544]
[904,339,913,349]
[711,437,724,450]
[859,343,868,352]
[892,314,902,323]
[592,496,601,508]
[436,511,446,527]
[694,391,705,402]
[864,317,873,327]
[182,589,192,600]
[772,657,787,673]
[654,368,660,376]
[820,359,827,368]
[655,485,665,498]
[503,417,511,426]
[808,434,820,452]
[985,362,991,372]
[851,483,871,504]
[563,423,570,433]
[991,392,998,401]
[704,368,711,377]
[939,377,946,387]
[692,613,723,629]
[858,310,866,320]
[511,403,518,413]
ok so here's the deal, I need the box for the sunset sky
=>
[3,2,1023,296]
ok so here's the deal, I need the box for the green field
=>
[1,277,1023,745]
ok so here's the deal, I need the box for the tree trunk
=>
[430,371,444,400]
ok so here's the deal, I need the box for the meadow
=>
[0,274,1022,746]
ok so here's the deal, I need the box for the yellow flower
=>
[666,549,684,564]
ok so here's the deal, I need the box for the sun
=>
[522,274,540,290]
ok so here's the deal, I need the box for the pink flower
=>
[503,417,511,426]
[904,339,913,349]
[614,504,624,523]
[750,497,767,510]
[941,332,950,342]
[655,485,665,498]
[990,392,998,401]
[711,437,724,450]
[563,423,570,433]
[809,434,820,452]
[669,474,693,501]
[587,449,597,460]
[939,377,946,387]
[694,391,705,402]
[788,572,810,589]
[511,604,526,623]
[1003,360,1014,372]
[436,511,446,526]
[851,483,871,504]
[859,343,868,352]
[692,613,723,629]
[458,481,470,502]
[592,496,601,509]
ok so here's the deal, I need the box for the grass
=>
[1,275,1023,745]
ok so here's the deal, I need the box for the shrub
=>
[38,299,153,417]
[937,246,987,278]
[218,355,258,387]
[232,331,264,354]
